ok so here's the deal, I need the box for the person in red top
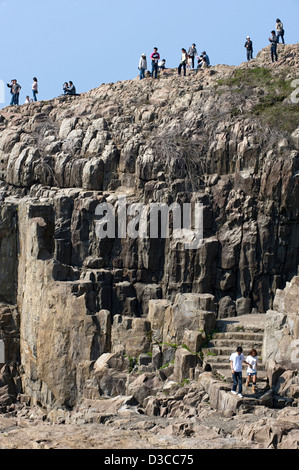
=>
[151,47,160,79]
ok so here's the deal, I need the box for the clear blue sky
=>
[0,0,298,108]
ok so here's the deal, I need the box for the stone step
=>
[209,363,267,376]
[214,368,268,381]
[203,347,262,356]
[204,355,266,369]
[213,332,264,341]
[208,339,263,349]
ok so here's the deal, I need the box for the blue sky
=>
[0,0,298,108]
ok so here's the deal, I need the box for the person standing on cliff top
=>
[188,43,198,70]
[269,30,278,62]
[7,79,22,105]
[151,47,160,79]
[244,36,253,61]
[230,346,252,397]
[178,48,188,76]
[276,18,285,44]
[32,77,38,102]
[138,53,147,80]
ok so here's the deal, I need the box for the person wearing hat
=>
[244,36,253,61]
[188,43,198,70]
[138,53,147,80]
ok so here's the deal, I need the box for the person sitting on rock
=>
[62,81,80,97]
[66,81,77,95]
[202,51,210,66]
[24,95,33,104]
[158,59,166,71]
[198,51,210,69]
[197,55,207,69]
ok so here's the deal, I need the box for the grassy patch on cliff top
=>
[217,67,299,133]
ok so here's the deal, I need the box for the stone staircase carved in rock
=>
[203,318,268,394]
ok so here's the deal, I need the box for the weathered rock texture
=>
[0,44,298,421]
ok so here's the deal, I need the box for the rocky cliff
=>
[0,44,298,417]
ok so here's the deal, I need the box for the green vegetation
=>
[216,67,299,134]
[124,354,135,373]
[159,360,175,370]
[179,378,190,386]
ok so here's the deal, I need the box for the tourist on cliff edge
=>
[178,48,188,76]
[244,36,253,61]
[187,43,198,69]
[276,18,285,44]
[138,53,147,80]
[269,31,278,62]
[32,77,38,102]
[151,47,160,79]
[7,79,22,106]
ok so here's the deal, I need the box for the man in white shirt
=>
[230,347,251,397]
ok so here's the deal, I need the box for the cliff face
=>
[0,43,298,408]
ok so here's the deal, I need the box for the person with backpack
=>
[187,43,197,69]
[150,47,160,79]
[138,53,147,80]
[244,36,253,61]
[178,48,188,76]
[7,79,22,105]
[32,77,38,102]
[276,18,285,44]
[269,30,278,62]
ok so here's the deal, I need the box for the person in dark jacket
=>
[63,82,68,94]
[66,81,76,95]
[187,43,197,69]
[244,36,253,61]
[150,47,160,79]
[269,31,278,62]
[7,79,21,105]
